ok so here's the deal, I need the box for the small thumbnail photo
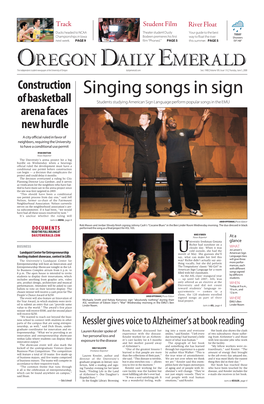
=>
[98,18,140,42]
[17,18,54,42]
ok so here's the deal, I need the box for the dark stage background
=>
[83,233,174,294]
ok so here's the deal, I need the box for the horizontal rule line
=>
[18,387,248,389]
[17,73,247,76]
[17,240,72,243]
[79,311,248,314]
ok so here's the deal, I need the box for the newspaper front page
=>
[5,2,262,403]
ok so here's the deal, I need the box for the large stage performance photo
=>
[80,107,247,220]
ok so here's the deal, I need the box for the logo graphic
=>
[232,21,244,32]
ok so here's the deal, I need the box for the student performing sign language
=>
[83,236,135,294]
[160,109,211,217]
[128,254,174,294]
[104,108,165,218]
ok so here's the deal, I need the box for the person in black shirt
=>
[104,109,164,218]
[160,109,210,217]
